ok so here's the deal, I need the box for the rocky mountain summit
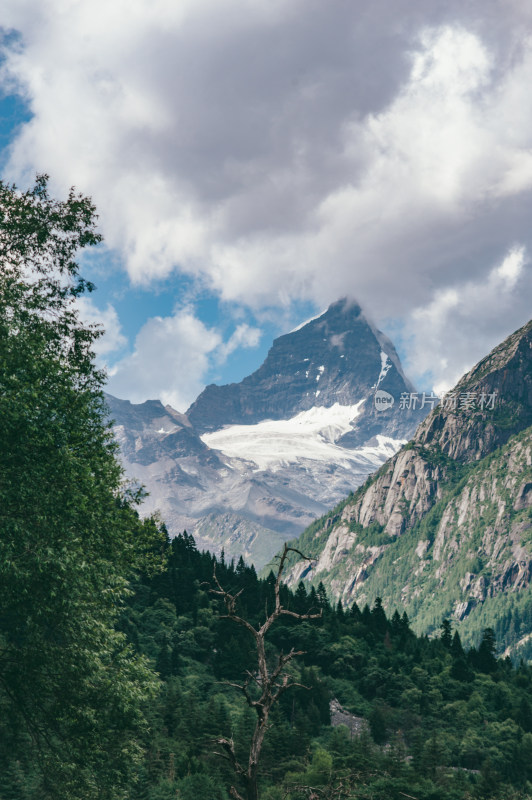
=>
[107,299,423,566]
[187,298,418,441]
[284,318,532,656]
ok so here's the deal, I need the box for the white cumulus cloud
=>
[216,323,262,362]
[75,296,127,360]
[1,2,532,390]
[107,309,222,411]
[106,308,262,410]
[403,245,530,395]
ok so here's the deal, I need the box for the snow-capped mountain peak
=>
[108,298,425,566]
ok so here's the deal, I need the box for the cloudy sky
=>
[1,0,531,410]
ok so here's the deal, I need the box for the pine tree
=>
[361,604,372,627]
[370,597,387,634]
[476,627,498,673]
[390,610,402,631]
[309,585,319,611]
[317,582,329,610]
[440,619,452,649]
[450,630,464,658]
[422,731,444,781]
[294,581,309,613]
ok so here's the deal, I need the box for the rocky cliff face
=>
[321,318,532,538]
[416,319,532,462]
[285,319,532,656]
[107,299,424,567]
[187,298,421,439]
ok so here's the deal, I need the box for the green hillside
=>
[274,320,532,659]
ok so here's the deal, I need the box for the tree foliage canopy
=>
[0,176,165,799]
[122,533,532,800]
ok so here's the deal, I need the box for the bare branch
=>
[272,678,311,703]
[214,737,246,777]
[222,676,256,707]
[269,648,304,688]
[209,564,259,639]
[257,543,322,637]
[244,669,262,686]
[280,608,322,621]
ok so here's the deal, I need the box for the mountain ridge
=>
[282,318,532,656]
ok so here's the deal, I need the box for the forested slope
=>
[120,532,532,800]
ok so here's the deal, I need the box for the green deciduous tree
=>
[0,176,165,799]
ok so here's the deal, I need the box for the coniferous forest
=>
[2,177,532,799]
[120,532,532,800]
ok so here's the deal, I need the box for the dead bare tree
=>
[210,543,321,800]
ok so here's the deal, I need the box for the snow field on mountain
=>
[201,401,402,472]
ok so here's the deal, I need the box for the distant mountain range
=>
[282,317,532,657]
[106,299,424,566]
